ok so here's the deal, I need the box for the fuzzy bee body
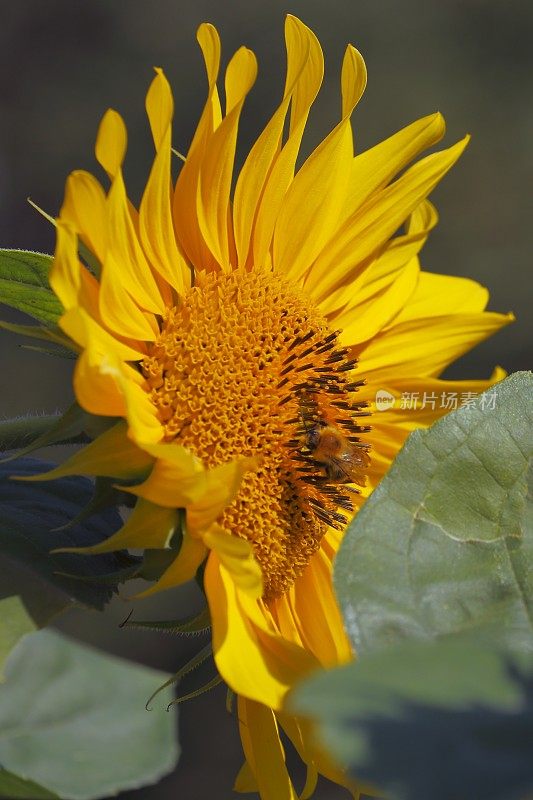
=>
[305,424,367,485]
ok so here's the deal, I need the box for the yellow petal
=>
[134,532,207,598]
[320,199,437,319]
[104,170,165,316]
[197,47,257,270]
[95,109,127,178]
[273,42,366,283]
[391,270,490,322]
[59,305,144,362]
[358,311,514,378]
[56,499,178,555]
[283,547,352,667]
[335,256,420,345]
[99,250,160,341]
[49,221,82,310]
[343,111,446,220]
[60,170,107,264]
[273,118,353,282]
[16,421,153,482]
[234,760,258,793]
[237,697,299,800]
[341,44,367,118]
[145,67,173,149]
[232,16,318,268]
[205,553,317,710]
[252,17,323,269]
[121,446,206,507]
[173,23,222,271]
[365,367,507,430]
[307,136,470,300]
[140,69,191,295]
[73,346,127,418]
[187,458,259,534]
[99,355,164,445]
[278,712,361,799]
[203,525,263,598]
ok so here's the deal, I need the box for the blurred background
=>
[0,1,531,797]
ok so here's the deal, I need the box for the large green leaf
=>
[0,597,36,680]
[0,769,59,799]
[335,372,533,656]
[0,250,61,326]
[291,638,533,800]
[0,631,179,800]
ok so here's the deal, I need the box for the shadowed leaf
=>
[292,638,533,800]
[0,457,135,609]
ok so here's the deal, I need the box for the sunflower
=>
[25,15,511,799]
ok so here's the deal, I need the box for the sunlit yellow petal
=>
[60,170,107,264]
[16,421,152,482]
[203,525,263,597]
[134,533,207,598]
[273,42,365,282]
[197,47,257,270]
[307,136,470,300]
[392,269,490,321]
[173,23,222,271]
[140,68,191,295]
[252,17,323,268]
[343,111,445,220]
[233,16,313,268]
[57,499,178,555]
[205,554,318,710]
[95,108,127,178]
[237,697,299,800]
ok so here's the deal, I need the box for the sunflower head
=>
[28,14,512,798]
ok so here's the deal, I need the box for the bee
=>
[305,423,368,485]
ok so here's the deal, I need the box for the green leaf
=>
[0,630,179,800]
[335,372,533,656]
[291,638,533,800]
[0,597,36,680]
[0,769,59,799]
[0,250,61,326]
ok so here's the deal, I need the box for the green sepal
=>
[138,549,181,581]
[120,605,211,636]
[0,319,77,356]
[19,341,75,359]
[0,403,89,461]
[0,249,61,326]
[145,642,213,711]
[52,476,127,532]
[54,561,142,587]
